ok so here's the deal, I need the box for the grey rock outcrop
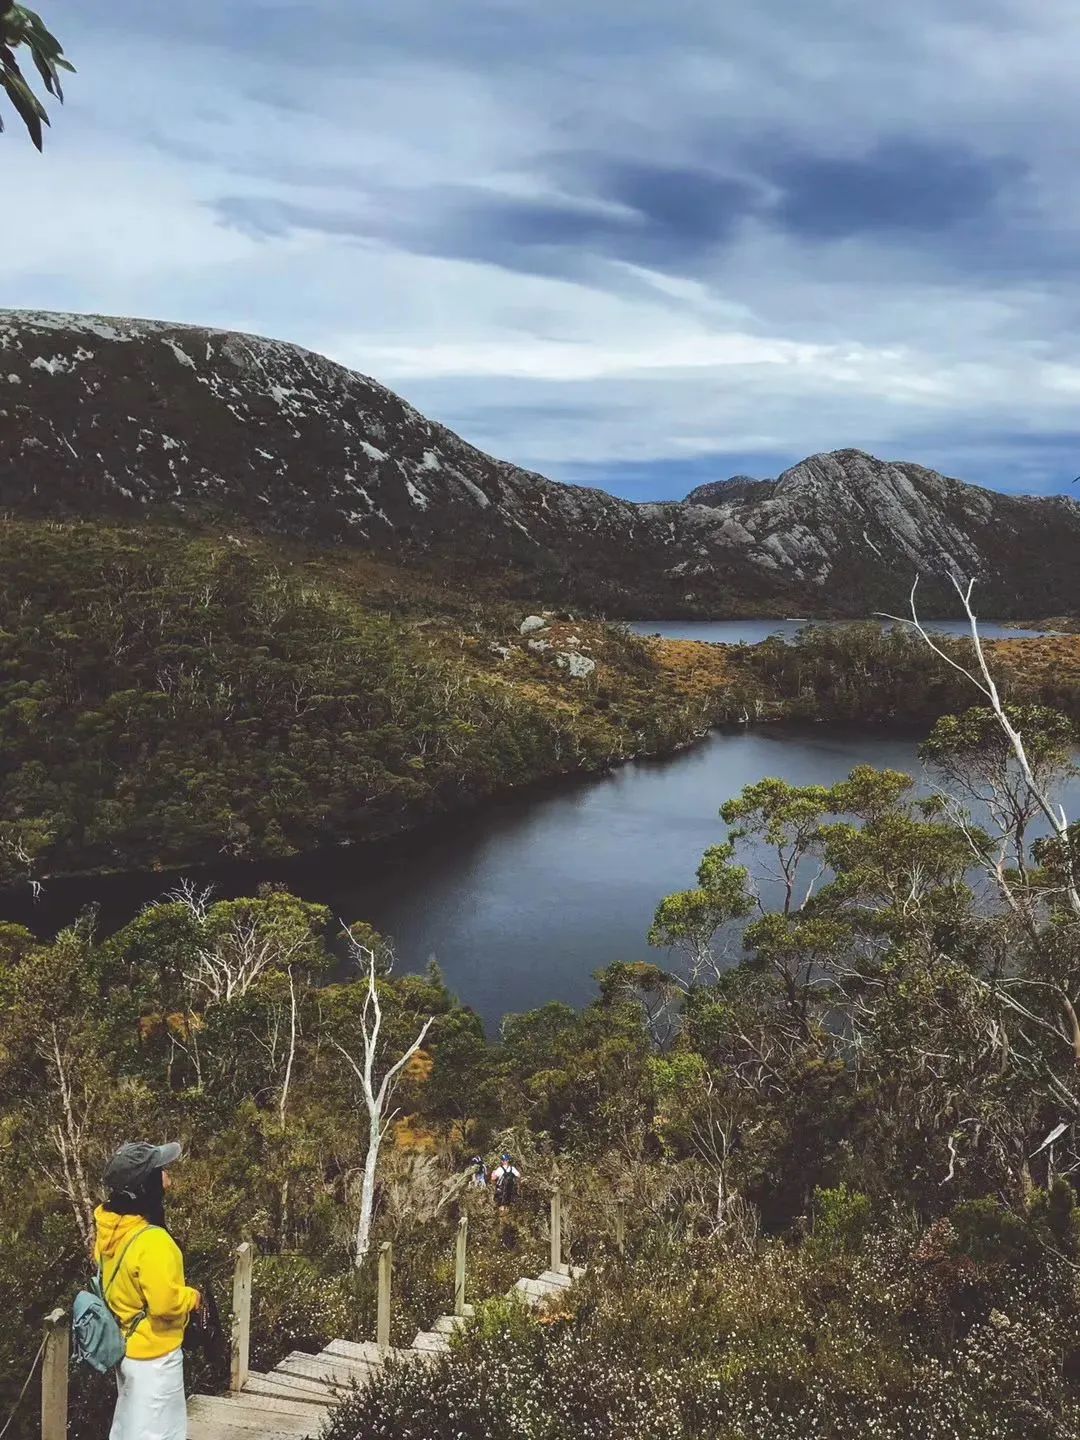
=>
[3,310,1079,618]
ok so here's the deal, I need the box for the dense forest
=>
[0,519,728,886]
[725,620,1080,723]
[3,516,1079,893]
[3,678,1080,1437]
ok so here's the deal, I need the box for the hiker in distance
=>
[469,1155,489,1189]
[491,1153,521,1211]
[94,1142,202,1440]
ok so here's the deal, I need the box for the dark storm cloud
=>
[212,159,761,281]
[213,133,1033,288]
[429,162,760,272]
[565,157,760,246]
[20,0,1080,497]
[764,138,1025,241]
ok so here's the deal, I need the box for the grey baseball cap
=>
[103,1141,183,1195]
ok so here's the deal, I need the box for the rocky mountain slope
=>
[685,475,778,505]
[3,308,1079,616]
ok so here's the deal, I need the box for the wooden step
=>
[512,1277,565,1303]
[323,1338,408,1366]
[410,1329,450,1353]
[433,1313,468,1334]
[188,1422,311,1440]
[537,1270,574,1288]
[243,1372,339,1406]
[201,1393,326,1421]
[272,1350,382,1390]
[556,1264,587,1280]
[187,1394,319,1435]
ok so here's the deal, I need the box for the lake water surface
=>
[15,725,1076,1027]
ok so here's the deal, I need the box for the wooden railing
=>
[39,1184,608,1422]
[230,1240,254,1393]
[41,1308,69,1440]
[454,1214,468,1317]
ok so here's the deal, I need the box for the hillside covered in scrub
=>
[0,519,730,886]
[3,686,1080,1438]
[3,516,1080,889]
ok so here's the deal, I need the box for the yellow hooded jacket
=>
[93,1206,200,1360]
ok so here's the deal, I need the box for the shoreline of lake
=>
[0,709,939,903]
[0,614,1060,901]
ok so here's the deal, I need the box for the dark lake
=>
[11,725,1077,1028]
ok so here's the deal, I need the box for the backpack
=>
[72,1226,156,1374]
[495,1167,518,1205]
[184,1280,226,1373]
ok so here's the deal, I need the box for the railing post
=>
[454,1215,468,1317]
[377,1240,393,1354]
[41,1308,69,1440]
[230,1242,254,1394]
[550,1187,562,1273]
[615,1198,626,1256]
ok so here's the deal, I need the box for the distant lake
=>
[11,726,1079,1028]
[625,618,1054,645]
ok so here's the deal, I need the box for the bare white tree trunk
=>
[355,1104,382,1264]
[883,575,1080,1068]
[185,914,306,1005]
[278,965,299,1241]
[882,574,1080,918]
[42,1024,95,1254]
[279,966,298,1130]
[332,939,433,1266]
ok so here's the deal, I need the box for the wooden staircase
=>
[186,1263,586,1440]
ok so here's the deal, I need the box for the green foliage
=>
[810,1185,873,1257]
[3,546,1080,1436]
[0,3,72,150]
[648,842,754,965]
[497,1001,654,1150]
[324,1224,1080,1439]
[732,622,1080,724]
[0,522,717,882]
[950,1199,1041,1269]
[921,704,1076,773]
[248,1254,361,1371]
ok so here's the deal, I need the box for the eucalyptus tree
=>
[328,929,434,1265]
[1,2,72,149]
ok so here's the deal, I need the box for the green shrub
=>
[810,1185,873,1257]
[951,1199,1040,1269]
[323,1225,1080,1440]
[249,1254,362,1372]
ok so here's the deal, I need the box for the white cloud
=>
[5,0,1080,496]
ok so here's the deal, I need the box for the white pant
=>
[111,1347,186,1440]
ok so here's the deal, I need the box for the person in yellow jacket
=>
[94,1141,201,1440]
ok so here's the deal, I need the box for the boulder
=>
[557,652,596,678]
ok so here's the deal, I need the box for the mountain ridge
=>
[3,308,1079,618]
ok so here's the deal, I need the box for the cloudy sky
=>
[7,0,1080,499]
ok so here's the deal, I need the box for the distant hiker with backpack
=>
[491,1153,521,1210]
[469,1155,488,1189]
[87,1141,201,1440]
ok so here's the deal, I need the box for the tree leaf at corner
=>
[1,55,48,149]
